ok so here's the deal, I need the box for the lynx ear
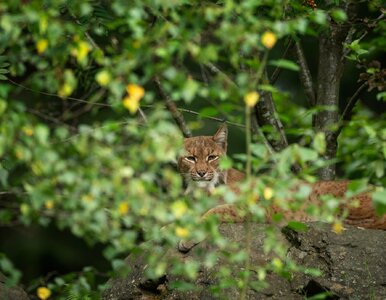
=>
[213,124,228,151]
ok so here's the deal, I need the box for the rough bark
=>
[0,273,29,300]
[103,223,386,300]
[314,1,358,180]
[254,72,289,152]
[294,41,315,107]
[154,76,192,138]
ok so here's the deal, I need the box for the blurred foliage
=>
[0,0,385,299]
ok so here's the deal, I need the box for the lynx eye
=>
[185,156,196,163]
[207,155,218,161]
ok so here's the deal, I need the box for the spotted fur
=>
[178,124,386,246]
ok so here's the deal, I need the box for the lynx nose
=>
[197,170,207,177]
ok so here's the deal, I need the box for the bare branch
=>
[205,57,290,153]
[137,107,148,124]
[250,114,275,157]
[342,13,384,60]
[205,62,238,88]
[254,71,289,152]
[270,39,294,84]
[71,12,101,51]
[336,82,367,137]
[8,79,111,107]
[143,105,245,129]
[294,41,316,106]
[154,76,192,138]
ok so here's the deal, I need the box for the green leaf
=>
[312,10,327,25]
[346,179,368,197]
[0,99,7,116]
[219,156,232,170]
[376,91,386,101]
[269,59,300,71]
[304,268,322,277]
[169,280,198,291]
[331,9,347,22]
[181,79,199,103]
[259,84,278,93]
[373,190,386,216]
[287,221,308,232]
[312,132,326,154]
[35,125,49,145]
[0,74,7,80]
[199,107,218,117]
[297,147,318,162]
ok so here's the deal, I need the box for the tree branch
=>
[154,76,192,138]
[205,62,238,88]
[254,71,289,152]
[336,82,367,137]
[294,40,316,107]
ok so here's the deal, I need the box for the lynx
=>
[177,125,386,251]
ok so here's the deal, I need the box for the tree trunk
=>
[314,1,358,180]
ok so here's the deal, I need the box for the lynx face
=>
[178,125,228,192]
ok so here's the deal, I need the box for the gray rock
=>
[103,223,386,300]
[0,273,29,300]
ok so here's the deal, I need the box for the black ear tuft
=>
[212,124,228,151]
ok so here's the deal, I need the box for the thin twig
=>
[142,105,245,128]
[270,39,294,84]
[250,116,276,157]
[205,62,238,88]
[336,82,367,137]
[27,108,76,130]
[137,107,148,124]
[71,12,101,51]
[8,79,111,107]
[154,76,192,138]
[50,121,130,145]
[294,40,315,106]
[9,77,247,133]
[342,13,384,60]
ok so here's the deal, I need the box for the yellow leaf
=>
[263,187,274,200]
[247,193,259,205]
[37,287,51,300]
[81,194,93,203]
[36,39,48,54]
[132,40,141,49]
[118,202,129,215]
[58,83,73,98]
[244,91,260,107]
[45,200,54,210]
[261,31,277,49]
[22,126,34,136]
[272,258,283,269]
[139,206,149,216]
[95,70,111,87]
[72,41,90,63]
[15,149,24,160]
[257,268,266,281]
[126,84,145,101]
[175,226,189,238]
[171,201,188,218]
[20,203,30,215]
[332,222,344,234]
[122,96,140,114]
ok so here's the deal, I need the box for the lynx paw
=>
[178,239,199,253]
